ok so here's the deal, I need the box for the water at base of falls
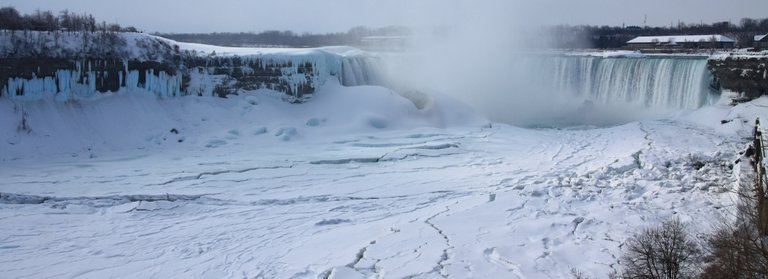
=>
[368,52,719,127]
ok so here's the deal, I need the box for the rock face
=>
[182,56,321,100]
[708,57,768,100]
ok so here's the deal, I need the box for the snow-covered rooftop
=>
[627,35,735,44]
[756,34,768,42]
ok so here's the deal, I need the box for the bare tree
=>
[702,218,768,279]
[0,7,23,30]
[620,218,702,279]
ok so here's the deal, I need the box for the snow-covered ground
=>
[1,74,766,278]
[710,49,768,60]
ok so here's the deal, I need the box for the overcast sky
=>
[3,0,768,33]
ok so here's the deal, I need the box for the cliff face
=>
[0,31,377,102]
[708,56,768,100]
[183,56,317,99]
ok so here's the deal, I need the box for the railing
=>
[751,118,768,235]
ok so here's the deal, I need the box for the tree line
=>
[546,18,768,49]
[161,19,768,50]
[0,6,138,33]
[157,26,411,48]
[2,5,766,50]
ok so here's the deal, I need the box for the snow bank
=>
[0,30,176,61]
[679,92,768,137]
[710,50,768,60]
[0,78,487,161]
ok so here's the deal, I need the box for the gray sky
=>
[2,0,767,33]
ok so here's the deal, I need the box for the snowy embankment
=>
[1,61,766,279]
[710,49,768,60]
[0,78,483,161]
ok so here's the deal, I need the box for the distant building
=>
[626,35,735,50]
[755,34,768,50]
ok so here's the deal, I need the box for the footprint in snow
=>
[225,129,240,139]
[274,127,298,141]
[205,139,227,148]
[252,127,268,135]
[306,118,327,127]
[484,247,524,276]
[315,219,352,226]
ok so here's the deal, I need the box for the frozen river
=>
[0,110,744,278]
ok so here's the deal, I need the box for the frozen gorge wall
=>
[0,58,182,100]
[0,55,387,101]
[0,31,387,101]
[538,55,716,109]
[183,54,388,99]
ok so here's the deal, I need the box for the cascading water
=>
[539,55,715,110]
[436,53,723,127]
[333,52,719,127]
[340,56,389,87]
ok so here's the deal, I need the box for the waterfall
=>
[541,55,714,110]
[340,56,388,87]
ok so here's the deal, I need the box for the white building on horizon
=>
[627,35,735,49]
